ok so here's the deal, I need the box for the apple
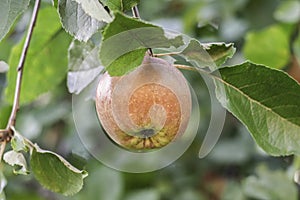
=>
[95,55,192,151]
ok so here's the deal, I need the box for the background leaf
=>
[30,147,87,196]
[274,0,300,23]
[0,62,8,102]
[58,0,107,42]
[213,62,300,156]
[294,34,300,64]
[242,165,297,200]
[124,189,160,200]
[6,7,72,105]
[180,39,235,69]
[0,171,7,195]
[67,39,103,94]
[100,12,184,76]
[0,0,30,42]
[75,165,123,200]
[101,0,140,12]
[243,25,290,69]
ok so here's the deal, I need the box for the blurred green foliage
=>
[0,0,299,199]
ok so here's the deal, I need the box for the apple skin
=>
[95,56,192,151]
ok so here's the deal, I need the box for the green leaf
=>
[243,25,290,69]
[105,48,146,76]
[274,0,300,23]
[52,0,58,8]
[180,39,235,69]
[73,0,112,23]
[0,0,30,42]
[30,146,87,196]
[3,151,29,175]
[100,12,184,76]
[6,7,72,105]
[67,39,103,94]
[242,165,297,200]
[0,105,11,129]
[58,0,108,42]
[294,34,300,64]
[213,62,300,156]
[101,0,140,11]
[11,130,29,152]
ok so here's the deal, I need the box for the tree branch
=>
[2,0,41,142]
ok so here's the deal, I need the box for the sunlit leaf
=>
[6,7,72,105]
[100,12,184,76]
[243,25,290,69]
[3,151,29,175]
[213,62,300,156]
[0,0,30,42]
[30,146,87,196]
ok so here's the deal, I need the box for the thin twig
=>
[154,52,181,57]
[174,64,198,72]
[4,0,41,139]
[131,5,153,56]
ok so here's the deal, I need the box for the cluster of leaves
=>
[66,0,300,157]
[0,0,300,199]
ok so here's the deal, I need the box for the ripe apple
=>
[95,55,192,151]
